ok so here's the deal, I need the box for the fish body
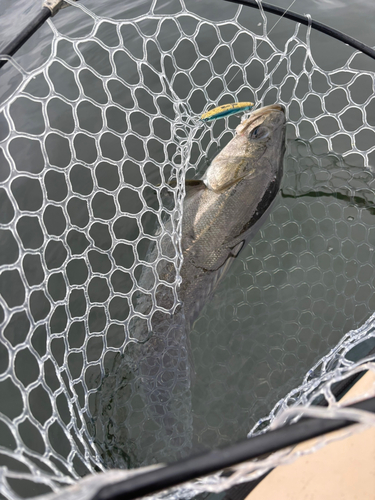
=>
[181,104,286,325]
[92,104,286,468]
[200,101,254,122]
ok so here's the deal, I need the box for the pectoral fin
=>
[230,240,245,257]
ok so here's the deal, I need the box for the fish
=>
[200,101,254,122]
[90,104,286,469]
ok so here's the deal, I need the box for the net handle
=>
[225,0,375,60]
[0,0,79,70]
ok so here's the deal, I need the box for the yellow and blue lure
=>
[200,101,254,122]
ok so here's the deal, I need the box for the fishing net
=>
[0,0,375,498]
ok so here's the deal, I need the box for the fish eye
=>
[250,126,269,140]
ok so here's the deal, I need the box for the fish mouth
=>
[238,104,285,134]
[249,104,285,119]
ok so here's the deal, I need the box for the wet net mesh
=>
[0,0,375,498]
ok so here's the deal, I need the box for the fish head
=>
[204,104,286,193]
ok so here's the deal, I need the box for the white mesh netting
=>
[0,0,375,498]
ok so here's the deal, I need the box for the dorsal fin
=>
[167,178,206,198]
[185,179,205,187]
[184,179,206,199]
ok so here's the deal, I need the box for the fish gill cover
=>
[0,0,374,498]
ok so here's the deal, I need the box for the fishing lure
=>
[200,102,254,122]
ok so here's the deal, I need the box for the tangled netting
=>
[0,0,375,498]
